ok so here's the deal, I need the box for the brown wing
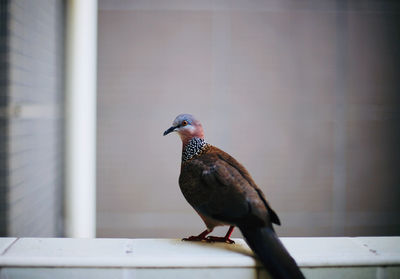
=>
[211,146,281,225]
[179,146,280,227]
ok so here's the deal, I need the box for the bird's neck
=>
[182,137,209,162]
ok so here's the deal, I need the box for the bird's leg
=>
[206,226,235,244]
[182,229,212,242]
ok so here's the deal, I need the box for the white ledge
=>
[0,237,399,278]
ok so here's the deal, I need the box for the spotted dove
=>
[163,114,304,279]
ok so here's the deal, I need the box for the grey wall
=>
[97,0,400,238]
[0,0,65,237]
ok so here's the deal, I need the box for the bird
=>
[163,113,305,279]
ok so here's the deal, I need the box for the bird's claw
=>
[182,235,235,244]
[182,236,206,242]
[206,236,235,244]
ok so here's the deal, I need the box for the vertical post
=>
[65,0,98,237]
[332,0,348,235]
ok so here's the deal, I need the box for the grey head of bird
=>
[163,114,205,146]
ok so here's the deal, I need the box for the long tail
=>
[239,225,305,279]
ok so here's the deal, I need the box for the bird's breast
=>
[178,164,207,207]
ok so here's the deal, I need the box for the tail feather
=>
[239,226,305,279]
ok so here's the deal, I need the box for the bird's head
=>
[163,114,204,146]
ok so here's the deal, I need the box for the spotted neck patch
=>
[182,137,210,162]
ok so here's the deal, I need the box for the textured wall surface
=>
[0,0,64,237]
[97,0,400,238]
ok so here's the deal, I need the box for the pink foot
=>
[182,229,211,242]
[206,236,235,244]
[182,235,207,242]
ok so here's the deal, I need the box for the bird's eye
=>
[182,120,188,126]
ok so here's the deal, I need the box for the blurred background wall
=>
[97,0,400,238]
[0,0,65,236]
[1,0,399,239]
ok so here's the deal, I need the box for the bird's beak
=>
[163,125,177,136]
